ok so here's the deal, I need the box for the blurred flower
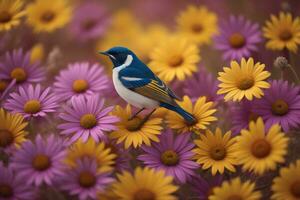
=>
[217,57,270,101]
[183,66,222,102]
[0,0,25,31]
[105,141,130,172]
[263,12,300,53]
[0,49,45,86]
[112,167,178,200]
[0,78,15,100]
[12,134,66,186]
[0,108,28,152]
[30,43,45,63]
[193,128,237,175]
[176,6,218,45]
[69,1,110,42]
[166,96,217,133]
[272,160,300,200]
[110,105,163,149]
[58,95,118,143]
[54,62,109,102]
[138,129,198,184]
[0,163,34,200]
[4,84,58,119]
[26,0,72,33]
[273,56,290,70]
[149,36,200,82]
[214,15,262,62]
[210,178,261,200]
[65,138,116,174]
[60,157,113,200]
[253,80,300,132]
[234,118,289,175]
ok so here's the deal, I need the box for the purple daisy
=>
[4,84,58,119]
[58,95,119,144]
[138,129,198,184]
[54,62,109,102]
[183,66,222,103]
[69,1,110,42]
[11,134,66,187]
[0,49,45,86]
[214,15,262,62]
[253,80,300,132]
[0,163,35,200]
[59,157,114,200]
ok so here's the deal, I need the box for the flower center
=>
[134,188,156,200]
[226,195,243,200]
[24,100,41,114]
[0,129,14,148]
[191,24,203,33]
[0,184,13,198]
[32,154,51,171]
[290,180,300,198]
[237,77,254,90]
[271,99,289,116]
[41,11,55,23]
[82,20,97,31]
[10,67,27,83]
[0,11,11,23]
[80,114,97,129]
[279,29,293,41]
[126,117,142,132]
[210,145,226,160]
[251,139,271,158]
[0,80,7,92]
[72,79,89,93]
[229,33,246,48]
[168,55,184,67]
[78,171,96,188]
[160,150,179,166]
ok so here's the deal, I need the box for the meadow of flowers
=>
[1,0,300,199]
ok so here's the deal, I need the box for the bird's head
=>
[99,46,136,68]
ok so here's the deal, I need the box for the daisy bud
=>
[273,56,290,70]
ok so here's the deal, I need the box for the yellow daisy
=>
[26,0,72,33]
[30,43,45,63]
[149,36,200,82]
[0,108,28,150]
[110,105,163,149]
[65,138,116,173]
[176,6,218,45]
[112,167,178,200]
[193,128,237,175]
[166,96,217,133]
[263,12,300,53]
[0,0,25,31]
[234,117,289,175]
[209,178,262,200]
[272,160,300,200]
[217,57,271,102]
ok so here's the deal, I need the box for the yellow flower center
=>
[160,150,179,166]
[72,79,89,93]
[133,188,156,200]
[0,80,7,92]
[237,77,254,90]
[210,145,226,160]
[80,114,97,129]
[24,100,41,114]
[279,29,293,41]
[41,11,55,23]
[0,129,14,148]
[226,195,243,200]
[83,20,96,31]
[191,23,203,33]
[78,171,96,188]
[229,33,246,49]
[251,139,271,158]
[0,11,11,23]
[271,99,289,116]
[10,67,27,83]
[126,117,142,132]
[290,180,300,198]
[0,184,13,198]
[168,55,184,68]
[32,154,51,171]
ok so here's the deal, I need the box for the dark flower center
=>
[248,112,259,122]
[0,129,14,148]
[80,114,97,129]
[160,150,179,166]
[78,171,96,188]
[251,139,271,158]
[279,29,293,41]
[32,154,51,171]
[271,99,289,116]
[210,145,226,160]
[0,80,8,92]
[191,24,203,33]
[82,20,97,31]
[0,184,13,198]
[134,188,156,200]
[24,100,41,114]
[72,79,89,93]
[290,180,300,198]
[0,11,11,23]
[10,67,27,83]
[126,117,143,132]
[229,32,246,49]
[237,77,254,90]
[168,55,184,67]
[226,195,243,200]
[41,11,55,23]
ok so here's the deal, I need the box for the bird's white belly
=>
[112,68,159,109]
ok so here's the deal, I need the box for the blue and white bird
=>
[99,46,196,124]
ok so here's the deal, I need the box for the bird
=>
[99,46,196,124]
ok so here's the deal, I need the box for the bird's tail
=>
[160,103,196,124]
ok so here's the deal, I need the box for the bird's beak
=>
[98,51,116,60]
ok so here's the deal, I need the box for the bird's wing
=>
[119,67,178,106]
